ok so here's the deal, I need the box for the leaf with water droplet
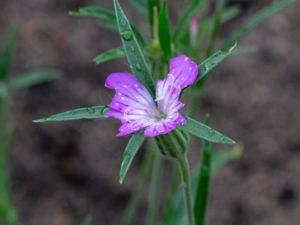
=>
[33,106,109,123]
[121,31,133,41]
[113,0,155,97]
[196,43,237,81]
[179,117,235,144]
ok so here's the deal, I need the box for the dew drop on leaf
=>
[120,19,127,26]
[135,63,142,71]
[121,31,132,41]
[208,129,215,137]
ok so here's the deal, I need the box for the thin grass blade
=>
[121,147,153,225]
[179,117,235,144]
[211,146,243,176]
[194,116,211,225]
[158,0,171,60]
[0,25,17,80]
[93,47,125,64]
[221,0,296,50]
[114,0,155,96]
[70,6,117,30]
[33,106,109,123]
[0,122,18,225]
[7,69,59,91]
[174,0,204,42]
[119,133,145,184]
[128,0,148,15]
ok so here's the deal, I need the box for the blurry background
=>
[0,0,299,225]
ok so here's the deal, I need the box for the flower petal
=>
[169,55,198,89]
[105,72,157,136]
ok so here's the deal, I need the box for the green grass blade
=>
[119,133,145,184]
[70,6,117,30]
[7,69,59,91]
[81,216,92,225]
[174,0,204,42]
[204,0,225,58]
[211,146,243,176]
[33,106,109,123]
[221,0,296,50]
[197,43,236,81]
[0,25,17,80]
[128,0,148,15]
[221,6,241,23]
[179,117,235,144]
[0,122,18,225]
[121,147,153,225]
[93,47,125,64]
[114,0,155,97]
[194,116,211,225]
[158,0,171,60]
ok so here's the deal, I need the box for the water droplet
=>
[220,137,227,143]
[130,46,135,52]
[208,129,215,137]
[120,19,127,26]
[121,31,132,41]
[86,107,96,114]
[135,63,142,71]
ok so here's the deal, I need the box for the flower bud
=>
[155,129,190,159]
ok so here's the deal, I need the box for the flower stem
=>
[176,155,195,225]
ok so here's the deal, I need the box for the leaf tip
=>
[229,42,238,53]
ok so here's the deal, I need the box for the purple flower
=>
[105,55,198,137]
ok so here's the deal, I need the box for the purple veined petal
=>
[169,55,199,89]
[143,114,185,137]
[105,72,159,136]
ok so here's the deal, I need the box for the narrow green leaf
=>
[121,147,153,225]
[211,146,243,176]
[93,47,125,64]
[204,0,225,58]
[148,0,161,36]
[221,6,241,23]
[70,6,117,30]
[33,106,109,123]
[7,70,59,91]
[158,0,171,60]
[0,122,18,225]
[81,216,92,225]
[119,133,145,184]
[221,0,296,50]
[0,25,17,80]
[128,0,148,15]
[174,0,204,41]
[114,0,155,97]
[194,115,211,225]
[197,43,236,81]
[179,117,235,144]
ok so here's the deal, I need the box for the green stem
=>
[176,155,195,225]
[146,145,162,225]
